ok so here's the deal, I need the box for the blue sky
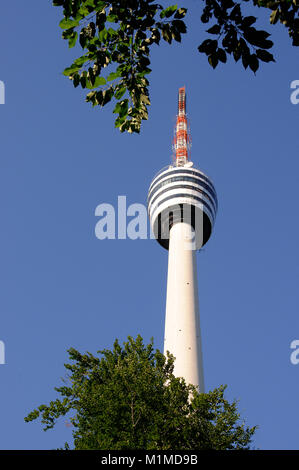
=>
[0,1,298,449]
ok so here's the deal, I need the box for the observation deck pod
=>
[147,163,218,250]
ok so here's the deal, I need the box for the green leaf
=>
[208,53,219,69]
[68,31,78,48]
[73,56,89,67]
[171,29,181,42]
[86,90,97,102]
[206,24,221,35]
[86,76,106,89]
[242,16,257,28]
[198,39,218,55]
[172,20,186,34]
[99,28,108,42]
[174,8,187,19]
[160,5,177,19]
[140,94,151,105]
[161,24,172,43]
[80,72,87,88]
[78,5,90,17]
[249,54,259,73]
[292,34,299,47]
[59,18,79,30]
[63,65,79,76]
[256,49,275,62]
[241,49,250,69]
[107,72,120,82]
[102,87,114,106]
[243,28,273,49]
[233,45,242,62]
[270,9,279,25]
[217,48,227,63]
[114,115,127,128]
[73,74,80,88]
[114,86,126,100]
[113,99,128,118]
[107,14,118,23]
[96,90,103,105]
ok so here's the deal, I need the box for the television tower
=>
[147,87,217,391]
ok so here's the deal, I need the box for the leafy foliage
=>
[199,0,275,73]
[53,0,187,134]
[53,1,299,133]
[25,335,257,450]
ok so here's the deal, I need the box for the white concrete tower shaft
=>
[147,87,217,393]
[164,222,204,391]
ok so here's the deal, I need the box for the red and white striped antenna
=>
[172,87,192,166]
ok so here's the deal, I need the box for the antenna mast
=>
[173,86,191,166]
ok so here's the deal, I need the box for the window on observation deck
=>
[148,176,217,210]
[149,169,217,201]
